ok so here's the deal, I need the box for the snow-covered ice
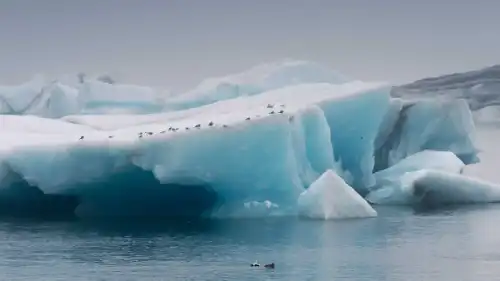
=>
[298,170,377,220]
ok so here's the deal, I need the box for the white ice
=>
[0,75,168,117]
[410,170,500,205]
[164,60,352,111]
[366,150,465,205]
[368,169,500,206]
[298,170,377,220]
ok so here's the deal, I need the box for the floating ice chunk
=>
[374,150,465,185]
[369,169,500,207]
[244,200,279,210]
[410,170,500,206]
[298,170,377,220]
[366,150,465,204]
[216,200,283,218]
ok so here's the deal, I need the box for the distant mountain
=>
[392,65,500,111]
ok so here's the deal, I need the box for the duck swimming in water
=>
[264,263,275,269]
[250,261,260,267]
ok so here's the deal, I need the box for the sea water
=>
[0,205,500,281]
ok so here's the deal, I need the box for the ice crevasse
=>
[0,61,481,219]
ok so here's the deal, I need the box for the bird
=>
[264,263,275,269]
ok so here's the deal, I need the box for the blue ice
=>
[0,61,482,218]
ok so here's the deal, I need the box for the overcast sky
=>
[0,0,499,91]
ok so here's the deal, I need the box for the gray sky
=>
[0,0,499,91]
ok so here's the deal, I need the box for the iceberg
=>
[366,150,465,204]
[411,170,500,206]
[374,99,478,171]
[369,169,500,207]
[164,60,352,111]
[0,60,481,219]
[1,82,389,218]
[0,76,168,117]
[298,170,377,220]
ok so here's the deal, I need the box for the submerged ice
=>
[0,60,484,219]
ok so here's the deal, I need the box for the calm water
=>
[1,206,500,281]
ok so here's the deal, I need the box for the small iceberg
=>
[297,170,377,220]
